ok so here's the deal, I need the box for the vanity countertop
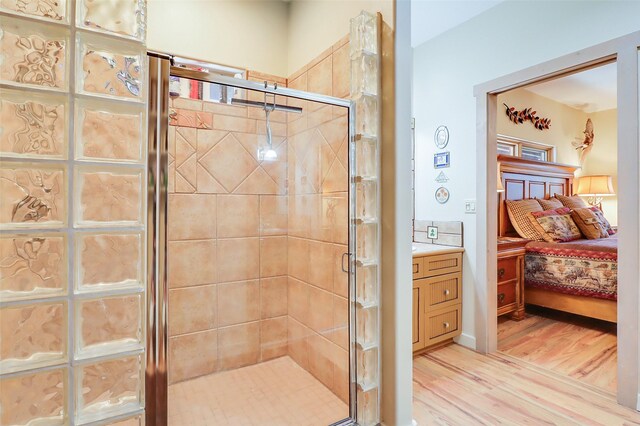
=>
[412,243,465,257]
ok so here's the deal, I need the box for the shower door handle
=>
[341,252,351,273]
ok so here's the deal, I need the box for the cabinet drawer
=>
[423,253,462,277]
[426,305,461,343]
[497,282,517,309]
[421,272,461,311]
[497,258,517,284]
[413,257,424,279]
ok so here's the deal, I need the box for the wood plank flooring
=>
[498,306,617,392]
[413,344,640,425]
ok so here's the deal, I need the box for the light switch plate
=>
[464,199,476,214]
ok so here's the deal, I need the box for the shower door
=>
[146,53,357,425]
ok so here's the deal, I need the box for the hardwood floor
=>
[498,306,617,392]
[413,344,640,425]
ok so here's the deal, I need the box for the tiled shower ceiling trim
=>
[0,1,148,425]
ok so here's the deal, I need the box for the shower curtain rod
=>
[230,98,302,114]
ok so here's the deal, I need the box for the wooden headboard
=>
[498,154,579,237]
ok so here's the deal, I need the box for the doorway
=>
[474,32,640,408]
[146,53,357,425]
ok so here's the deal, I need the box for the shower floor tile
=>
[168,356,349,426]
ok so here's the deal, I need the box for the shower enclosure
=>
[146,54,357,425]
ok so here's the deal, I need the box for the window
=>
[497,134,555,162]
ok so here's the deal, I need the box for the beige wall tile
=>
[260,277,287,319]
[168,194,216,240]
[217,280,260,327]
[233,167,280,195]
[169,330,217,383]
[260,317,287,361]
[260,236,287,277]
[172,97,202,111]
[332,43,350,99]
[217,195,259,238]
[287,317,311,370]
[203,102,247,117]
[218,322,260,371]
[169,285,216,336]
[168,240,216,288]
[331,192,348,245]
[330,295,349,350]
[332,345,350,403]
[307,241,333,291]
[217,238,259,282]
[307,286,333,335]
[288,195,311,239]
[287,238,309,282]
[213,115,257,133]
[322,160,348,194]
[198,133,258,193]
[307,334,334,390]
[307,55,333,98]
[287,277,309,326]
[260,195,287,236]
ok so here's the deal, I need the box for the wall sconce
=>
[575,175,615,210]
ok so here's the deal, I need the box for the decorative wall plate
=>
[434,125,449,149]
[435,186,450,204]
[434,151,450,169]
[435,171,449,183]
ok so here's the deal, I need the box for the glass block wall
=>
[350,11,381,426]
[0,1,147,425]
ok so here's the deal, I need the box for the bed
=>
[498,155,617,322]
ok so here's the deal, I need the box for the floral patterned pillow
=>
[528,207,582,243]
[589,206,615,235]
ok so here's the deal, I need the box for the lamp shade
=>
[575,175,615,196]
[497,162,505,192]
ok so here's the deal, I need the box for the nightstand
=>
[496,237,529,320]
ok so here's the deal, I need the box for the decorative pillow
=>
[571,207,609,239]
[589,206,615,235]
[528,207,582,243]
[556,194,589,209]
[538,197,563,210]
[505,199,544,241]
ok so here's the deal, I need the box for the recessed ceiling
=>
[411,0,504,47]
[524,63,617,113]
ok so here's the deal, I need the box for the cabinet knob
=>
[413,264,420,273]
[498,268,505,278]
[443,289,450,296]
[443,322,450,329]
[498,293,506,303]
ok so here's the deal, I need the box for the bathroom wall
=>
[286,35,351,403]
[166,79,290,383]
[0,1,147,424]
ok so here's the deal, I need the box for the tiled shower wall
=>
[286,35,351,403]
[0,1,147,425]
[167,85,290,383]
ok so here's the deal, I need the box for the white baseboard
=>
[455,332,476,350]
[636,393,640,411]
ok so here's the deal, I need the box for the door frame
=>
[146,52,358,425]
[473,31,640,408]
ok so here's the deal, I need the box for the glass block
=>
[350,11,377,57]
[77,0,146,41]
[355,180,377,221]
[75,98,145,163]
[0,233,67,302]
[356,387,379,426]
[0,163,67,229]
[354,94,378,138]
[0,16,69,91]
[0,368,67,425]
[356,222,377,264]
[75,167,144,227]
[356,305,378,349]
[355,136,377,179]
[75,293,143,359]
[76,232,143,293]
[76,32,145,102]
[76,354,144,424]
[351,52,378,96]
[356,346,378,391]
[356,263,377,307]
[104,414,144,426]
[0,88,68,159]
[0,301,67,373]
[0,0,68,22]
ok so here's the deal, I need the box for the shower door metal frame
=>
[147,52,358,426]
